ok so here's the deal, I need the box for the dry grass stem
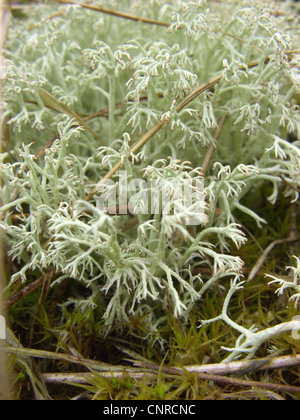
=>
[56,0,170,27]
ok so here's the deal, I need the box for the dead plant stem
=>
[56,0,170,27]
[1,272,53,310]
[201,115,227,176]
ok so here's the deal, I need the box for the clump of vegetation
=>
[0,0,299,400]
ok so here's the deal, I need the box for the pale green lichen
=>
[1,0,299,358]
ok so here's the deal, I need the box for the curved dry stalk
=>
[5,341,300,393]
[56,0,170,27]
[185,354,300,376]
[201,115,227,176]
[247,234,298,282]
[27,10,65,31]
[196,372,300,394]
[223,31,263,54]
[42,371,156,384]
[38,88,104,145]
[41,370,300,394]
[280,175,300,194]
[1,274,46,310]
[4,343,144,374]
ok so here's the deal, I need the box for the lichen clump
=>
[1,0,299,359]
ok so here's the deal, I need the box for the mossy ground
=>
[4,190,299,400]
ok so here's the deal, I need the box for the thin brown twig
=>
[56,0,170,27]
[201,115,227,176]
[41,369,300,395]
[28,270,55,347]
[223,31,263,54]
[33,96,153,159]
[247,233,298,282]
[197,372,300,394]
[4,345,139,373]
[27,10,65,31]
[122,344,300,377]
[82,95,159,121]
[38,87,104,145]
[44,361,300,394]
[130,356,300,394]
[1,270,55,310]
[42,371,156,384]
[186,354,300,376]
[34,134,58,159]
[4,343,300,393]
[280,175,300,194]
